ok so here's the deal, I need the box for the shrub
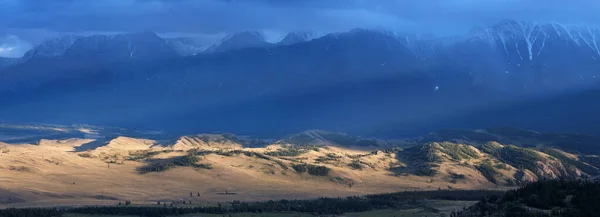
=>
[78,153,92,158]
[292,163,331,176]
[436,142,480,161]
[476,162,499,184]
[382,147,403,154]
[449,172,466,180]
[242,151,272,160]
[292,164,308,173]
[138,154,211,173]
[307,165,331,176]
[126,150,174,162]
[265,148,307,157]
[192,163,213,170]
[9,166,30,172]
[348,160,363,170]
[273,160,289,170]
[415,166,438,176]
[326,153,342,158]
[314,153,343,164]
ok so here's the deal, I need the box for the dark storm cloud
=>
[1,0,600,37]
[0,0,407,34]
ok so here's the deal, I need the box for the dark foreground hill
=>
[460,179,600,217]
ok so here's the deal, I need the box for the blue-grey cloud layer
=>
[0,0,405,34]
[2,0,599,34]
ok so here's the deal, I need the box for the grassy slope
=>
[1,128,598,208]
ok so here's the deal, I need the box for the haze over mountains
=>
[1,20,600,136]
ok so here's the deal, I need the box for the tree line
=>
[0,189,504,217]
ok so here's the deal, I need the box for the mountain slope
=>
[0,21,600,136]
[277,32,317,45]
[397,140,595,186]
[435,20,600,92]
[0,32,178,93]
[63,31,178,63]
[21,35,81,61]
[0,29,430,135]
[0,57,17,69]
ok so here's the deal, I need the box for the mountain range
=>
[0,20,599,136]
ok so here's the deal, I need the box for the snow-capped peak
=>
[22,35,81,60]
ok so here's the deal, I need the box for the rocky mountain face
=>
[0,20,599,136]
[204,31,273,53]
[439,20,600,92]
[165,31,318,56]
[0,32,179,93]
[21,35,81,61]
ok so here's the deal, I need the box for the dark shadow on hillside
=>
[391,145,440,177]
[73,138,113,152]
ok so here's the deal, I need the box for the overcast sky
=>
[1,0,600,57]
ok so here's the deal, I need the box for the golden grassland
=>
[0,136,496,208]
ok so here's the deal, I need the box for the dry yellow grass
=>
[0,137,495,208]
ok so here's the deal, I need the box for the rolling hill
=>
[0,126,598,208]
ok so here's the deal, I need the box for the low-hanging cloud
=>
[0,34,32,58]
[1,0,600,49]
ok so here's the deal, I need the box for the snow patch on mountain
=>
[165,38,212,56]
[395,33,445,60]
[277,31,325,45]
[469,20,600,61]
[205,31,272,53]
